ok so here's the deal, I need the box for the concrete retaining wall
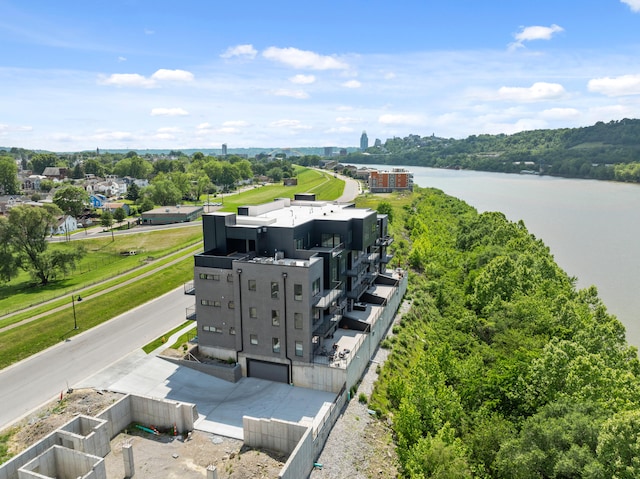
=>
[161,356,242,383]
[1,394,197,479]
[18,445,105,479]
[291,362,346,393]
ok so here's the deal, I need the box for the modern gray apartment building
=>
[193,194,406,391]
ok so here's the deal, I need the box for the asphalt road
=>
[0,287,193,431]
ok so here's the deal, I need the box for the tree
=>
[125,182,140,201]
[101,210,114,240]
[1,204,84,285]
[0,156,20,195]
[138,197,154,212]
[30,153,58,175]
[52,185,89,218]
[113,207,127,223]
[377,201,394,222]
[146,177,181,205]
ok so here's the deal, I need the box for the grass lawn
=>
[142,321,194,354]
[0,226,202,317]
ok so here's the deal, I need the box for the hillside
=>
[346,119,640,182]
[365,187,640,477]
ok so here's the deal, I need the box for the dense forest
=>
[370,187,640,478]
[348,119,640,182]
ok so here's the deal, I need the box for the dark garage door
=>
[247,359,289,384]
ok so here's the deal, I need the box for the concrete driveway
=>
[79,349,335,439]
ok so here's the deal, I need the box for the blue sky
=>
[1,0,640,152]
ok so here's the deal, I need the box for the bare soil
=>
[3,388,286,478]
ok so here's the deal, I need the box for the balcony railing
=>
[186,305,196,320]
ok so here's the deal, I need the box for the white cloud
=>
[621,0,640,12]
[98,73,155,88]
[588,74,640,96]
[157,127,182,133]
[222,120,250,127]
[92,130,134,141]
[336,117,360,124]
[197,122,212,130]
[271,89,309,99]
[221,44,258,60]
[151,69,194,82]
[0,124,32,133]
[269,119,311,130]
[497,82,566,101]
[290,74,316,84]
[144,29,155,35]
[263,47,348,70]
[510,24,564,49]
[342,80,362,89]
[378,114,425,126]
[325,126,354,133]
[383,72,396,80]
[336,106,353,112]
[150,107,189,116]
[117,56,127,62]
[155,132,176,140]
[539,107,581,120]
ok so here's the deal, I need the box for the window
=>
[227,274,233,282]
[272,337,281,353]
[295,238,303,250]
[271,281,279,299]
[294,312,303,329]
[250,334,258,345]
[312,278,321,296]
[249,307,257,319]
[272,310,280,326]
[199,273,220,280]
[229,327,236,335]
[228,301,235,309]
[248,279,256,291]
[203,325,222,333]
[295,341,303,357]
[313,308,320,323]
[294,283,303,301]
[200,299,220,307]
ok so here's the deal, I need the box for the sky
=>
[1,0,640,152]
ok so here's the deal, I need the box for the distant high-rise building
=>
[360,131,368,151]
[222,143,228,156]
[374,138,382,147]
[324,146,334,157]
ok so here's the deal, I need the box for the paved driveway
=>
[80,350,335,439]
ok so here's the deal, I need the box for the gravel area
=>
[310,300,411,479]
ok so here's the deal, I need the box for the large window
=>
[249,307,257,319]
[294,284,303,301]
[294,312,303,329]
[199,273,220,280]
[295,341,303,357]
[312,278,321,296]
[200,299,220,307]
[321,233,341,248]
[271,281,279,299]
[250,334,258,345]
[203,325,222,333]
[272,337,281,353]
[272,310,280,326]
[248,279,256,291]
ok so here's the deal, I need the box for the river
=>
[365,165,640,348]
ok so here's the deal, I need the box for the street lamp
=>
[71,295,82,330]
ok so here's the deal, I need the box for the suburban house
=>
[51,215,78,235]
[192,194,407,393]
[42,167,68,181]
[102,202,130,215]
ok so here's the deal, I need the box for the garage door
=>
[247,359,289,384]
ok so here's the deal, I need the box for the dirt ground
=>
[3,388,286,478]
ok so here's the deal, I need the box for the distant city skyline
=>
[1,0,640,152]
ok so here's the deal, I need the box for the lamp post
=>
[71,295,82,330]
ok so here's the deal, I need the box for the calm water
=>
[366,165,640,348]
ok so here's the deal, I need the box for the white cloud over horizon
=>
[621,0,640,12]
[221,44,258,60]
[263,47,349,70]
[588,74,640,96]
[496,82,567,102]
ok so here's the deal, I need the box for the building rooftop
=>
[230,199,372,229]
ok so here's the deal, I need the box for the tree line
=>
[371,188,640,478]
[347,119,640,183]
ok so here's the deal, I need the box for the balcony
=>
[375,235,394,247]
[380,254,394,264]
[186,305,196,320]
[315,283,343,308]
[365,252,380,263]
